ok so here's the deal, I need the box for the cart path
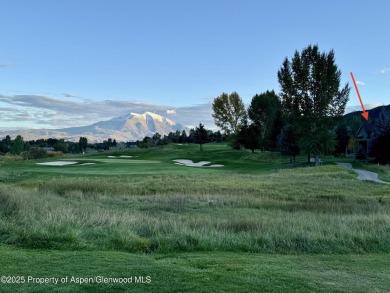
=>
[336,162,390,185]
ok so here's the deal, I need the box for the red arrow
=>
[350,72,369,121]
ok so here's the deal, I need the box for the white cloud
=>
[356,81,365,85]
[380,68,390,74]
[172,102,214,129]
[0,94,215,129]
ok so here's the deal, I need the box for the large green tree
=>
[212,92,246,134]
[79,136,88,153]
[334,123,351,156]
[277,44,350,165]
[12,135,25,155]
[54,139,69,153]
[0,135,12,154]
[277,124,300,165]
[194,123,209,151]
[237,123,260,153]
[248,90,281,150]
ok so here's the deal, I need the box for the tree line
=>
[212,44,351,165]
[135,128,224,150]
[0,136,120,159]
[0,127,225,158]
[211,44,390,164]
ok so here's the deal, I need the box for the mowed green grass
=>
[1,245,389,293]
[2,143,284,178]
[1,143,390,292]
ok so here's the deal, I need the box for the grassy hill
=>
[0,144,389,292]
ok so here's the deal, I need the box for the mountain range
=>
[0,112,189,142]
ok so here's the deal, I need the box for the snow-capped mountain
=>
[0,112,189,142]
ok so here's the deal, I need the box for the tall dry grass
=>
[1,165,389,253]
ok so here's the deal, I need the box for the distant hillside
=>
[344,104,390,121]
[0,112,189,142]
[344,104,390,135]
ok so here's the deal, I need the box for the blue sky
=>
[1,0,389,129]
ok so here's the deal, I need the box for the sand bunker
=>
[79,163,96,166]
[107,155,133,158]
[173,159,224,167]
[36,161,78,166]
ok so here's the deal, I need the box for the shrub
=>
[21,147,48,160]
[48,151,64,157]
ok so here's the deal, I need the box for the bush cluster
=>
[21,147,48,160]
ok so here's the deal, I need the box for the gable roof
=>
[356,124,375,140]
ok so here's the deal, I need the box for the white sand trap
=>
[173,159,224,167]
[173,159,210,167]
[107,156,117,158]
[120,155,133,158]
[107,155,133,158]
[36,161,78,166]
[79,163,96,166]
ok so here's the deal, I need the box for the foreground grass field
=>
[1,245,390,293]
[1,143,389,292]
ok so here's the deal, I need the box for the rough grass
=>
[1,164,389,253]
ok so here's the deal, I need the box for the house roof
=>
[356,124,376,140]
